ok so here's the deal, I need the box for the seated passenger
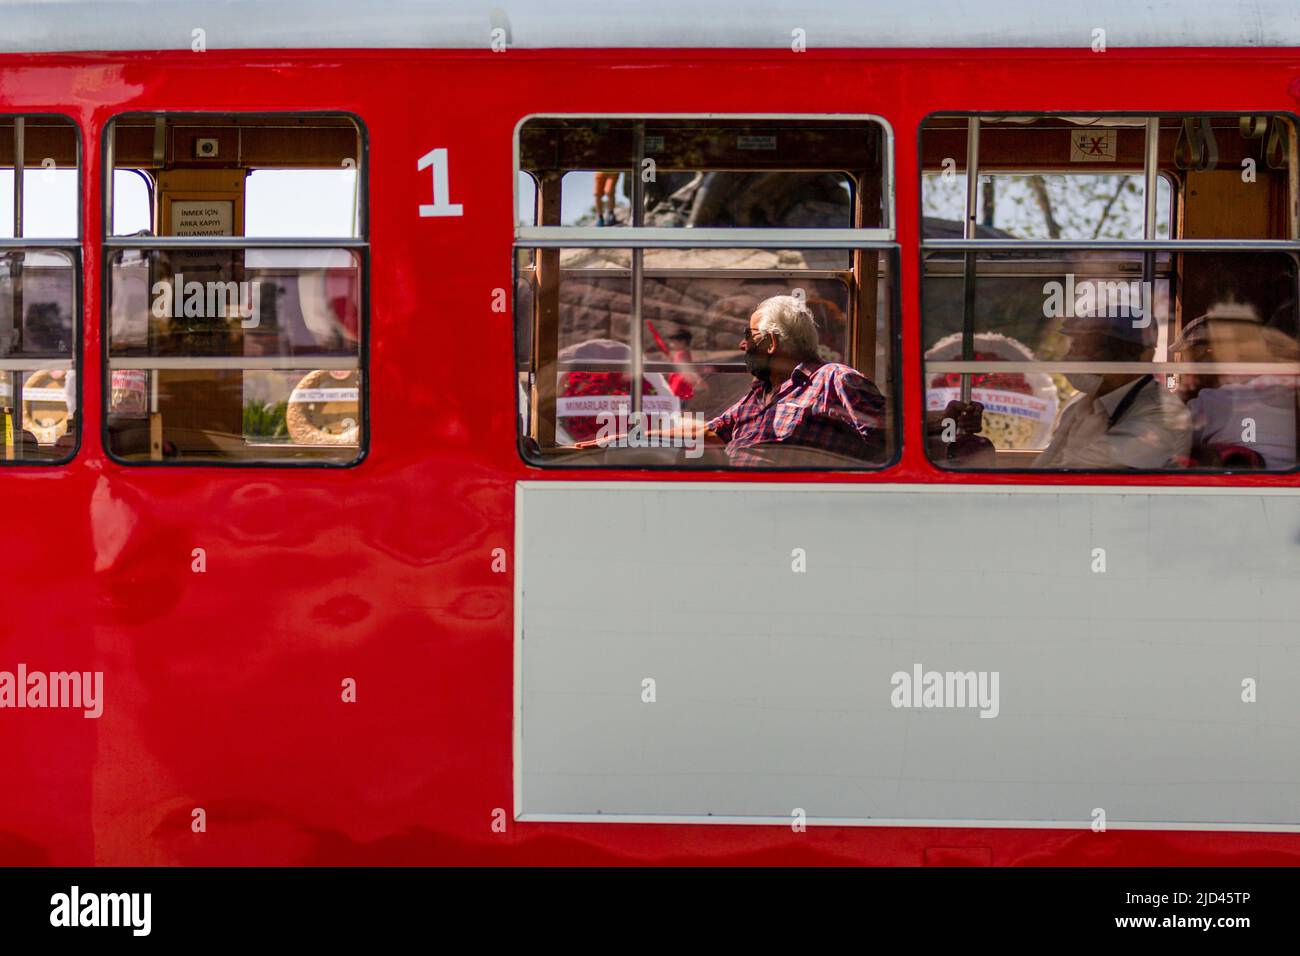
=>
[1034,313,1191,468]
[1172,301,1298,469]
[704,294,887,465]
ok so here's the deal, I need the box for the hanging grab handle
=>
[1174,117,1218,171]
[1265,116,1288,170]
[1240,115,1270,139]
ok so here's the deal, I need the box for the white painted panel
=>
[517,481,1300,829]
[4,1,1300,53]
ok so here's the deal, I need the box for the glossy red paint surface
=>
[2,47,1300,866]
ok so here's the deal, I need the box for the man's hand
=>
[927,399,985,437]
[926,400,995,464]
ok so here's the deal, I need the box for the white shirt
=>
[1186,378,1296,469]
[1035,377,1192,469]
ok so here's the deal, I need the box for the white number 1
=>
[418,148,464,217]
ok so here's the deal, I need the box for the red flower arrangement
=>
[929,350,1033,394]
[558,371,660,442]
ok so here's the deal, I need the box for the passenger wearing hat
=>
[1035,311,1191,468]
[1173,300,1298,469]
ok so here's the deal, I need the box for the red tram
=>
[3,0,1300,866]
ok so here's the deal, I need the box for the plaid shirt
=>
[707,361,887,466]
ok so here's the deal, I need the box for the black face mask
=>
[744,348,772,384]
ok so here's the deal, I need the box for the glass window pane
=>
[518,247,895,469]
[0,116,79,240]
[924,171,1171,240]
[113,170,152,235]
[106,246,362,463]
[921,113,1296,242]
[0,169,78,239]
[108,115,361,239]
[520,117,887,229]
[1,250,76,357]
[558,169,856,229]
[0,116,79,464]
[105,112,365,465]
[517,170,537,227]
[0,249,78,462]
[245,169,359,237]
[922,249,1300,471]
[107,367,360,464]
[108,247,361,358]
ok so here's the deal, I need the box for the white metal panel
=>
[3,0,1300,53]
[516,481,1300,829]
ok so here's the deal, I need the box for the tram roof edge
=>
[3,0,1300,53]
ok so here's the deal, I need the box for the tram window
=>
[921,113,1300,472]
[516,116,895,470]
[516,245,897,468]
[518,117,887,231]
[104,113,365,465]
[0,115,80,464]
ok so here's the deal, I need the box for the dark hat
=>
[1060,309,1157,349]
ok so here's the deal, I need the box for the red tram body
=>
[4,2,1300,866]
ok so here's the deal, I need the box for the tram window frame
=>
[918,110,1300,476]
[0,113,82,467]
[100,110,369,469]
[513,113,902,473]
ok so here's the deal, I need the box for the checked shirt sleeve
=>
[706,395,746,443]
[829,367,887,458]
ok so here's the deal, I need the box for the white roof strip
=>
[2,0,1300,53]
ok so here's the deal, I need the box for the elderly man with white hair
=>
[700,294,888,466]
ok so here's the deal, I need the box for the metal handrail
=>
[926,360,1300,375]
[103,237,367,249]
[108,356,358,371]
[925,239,1300,251]
[518,226,895,249]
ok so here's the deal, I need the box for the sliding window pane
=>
[923,249,1300,470]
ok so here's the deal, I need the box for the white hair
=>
[751,294,821,360]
